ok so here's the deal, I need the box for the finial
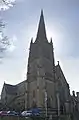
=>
[31,37,33,43]
[50,37,52,43]
[4,81,6,85]
[72,90,75,97]
[41,9,43,16]
[29,38,33,51]
[50,38,54,49]
[57,61,59,65]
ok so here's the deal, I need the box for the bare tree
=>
[1,0,15,7]
[0,0,15,58]
[0,19,10,58]
[0,0,15,10]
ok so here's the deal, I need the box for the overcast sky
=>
[0,0,79,94]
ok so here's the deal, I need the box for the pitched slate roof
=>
[55,63,69,88]
[4,83,17,95]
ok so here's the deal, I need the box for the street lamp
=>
[56,91,60,117]
[45,90,47,118]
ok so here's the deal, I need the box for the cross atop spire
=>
[35,10,47,42]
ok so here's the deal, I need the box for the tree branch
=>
[1,0,15,6]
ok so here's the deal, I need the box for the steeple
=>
[35,10,47,42]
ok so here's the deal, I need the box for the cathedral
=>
[1,10,79,118]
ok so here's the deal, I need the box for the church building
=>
[1,10,79,116]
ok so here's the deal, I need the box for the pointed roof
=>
[55,63,69,86]
[35,10,47,42]
[4,83,17,95]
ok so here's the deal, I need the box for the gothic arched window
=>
[33,90,35,98]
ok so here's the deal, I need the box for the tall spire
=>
[35,10,47,42]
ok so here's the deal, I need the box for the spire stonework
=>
[35,10,48,43]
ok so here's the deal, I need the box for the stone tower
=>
[27,10,56,110]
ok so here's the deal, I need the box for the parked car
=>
[7,111,18,116]
[31,108,40,116]
[21,110,32,117]
[0,111,8,116]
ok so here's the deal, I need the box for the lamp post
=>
[25,80,27,110]
[45,90,47,119]
[56,91,60,120]
[42,75,47,119]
